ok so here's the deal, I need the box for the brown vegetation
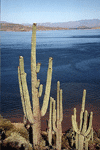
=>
[0,23,69,32]
[0,22,99,32]
[0,114,100,150]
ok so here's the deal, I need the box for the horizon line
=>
[1,18,100,25]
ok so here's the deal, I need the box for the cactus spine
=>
[48,81,63,150]
[18,23,53,148]
[71,89,93,150]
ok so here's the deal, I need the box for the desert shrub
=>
[61,134,71,149]
[41,132,49,146]
[97,129,100,139]
[6,126,29,141]
[52,133,56,146]
[2,132,32,150]
[0,115,14,131]
[0,114,29,141]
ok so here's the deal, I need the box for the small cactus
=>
[48,81,63,150]
[71,89,93,150]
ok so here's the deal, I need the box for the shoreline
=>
[1,82,100,132]
[1,83,100,132]
[0,28,100,32]
[2,103,100,133]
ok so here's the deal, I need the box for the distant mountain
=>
[21,23,32,26]
[0,22,69,31]
[1,19,100,28]
[0,21,9,23]
[0,19,100,31]
[37,19,100,28]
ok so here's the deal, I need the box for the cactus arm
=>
[82,110,88,135]
[80,89,86,131]
[57,81,60,121]
[72,108,79,134]
[60,89,63,122]
[52,98,57,133]
[74,108,77,122]
[48,97,53,145]
[86,129,93,142]
[72,115,80,134]
[91,127,93,141]
[84,127,93,150]
[80,111,83,131]
[71,131,75,147]
[41,57,53,117]
[19,56,34,124]
[48,97,52,129]
[35,79,40,88]
[84,131,92,150]
[38,84,43,97]
[84,112,93,136]
[18,66,27,119]
[81,89,86,112]
[36,63,41,73]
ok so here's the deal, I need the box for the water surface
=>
[1,29,100,130]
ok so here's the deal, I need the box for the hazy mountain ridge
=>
[37,19,100,28]
[0,19,100,31]
[1,19,100,28]
[0,23,69,31]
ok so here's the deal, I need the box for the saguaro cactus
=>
[18,23,53,148]
[71,89,93,150]
[48,81,63,150]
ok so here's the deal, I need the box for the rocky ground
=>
[0,114,100,150]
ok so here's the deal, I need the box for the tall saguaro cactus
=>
[48,81,63,150]
[18,23,53,148]
[71,89,93,150]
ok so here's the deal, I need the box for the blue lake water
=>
[1,29,100,120]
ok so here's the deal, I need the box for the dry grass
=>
[3,132,32,150]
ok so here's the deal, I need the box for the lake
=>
[1,29,100,131]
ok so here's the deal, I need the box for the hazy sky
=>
[1,0,100,24]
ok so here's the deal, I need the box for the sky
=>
[1,0,100,24]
